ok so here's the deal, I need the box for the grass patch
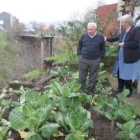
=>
[44,52,78,64]
[0,31,8,49]
[23,69,45,80]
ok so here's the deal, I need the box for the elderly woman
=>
[107,14,140,97]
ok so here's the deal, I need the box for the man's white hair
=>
[87,22,97,28]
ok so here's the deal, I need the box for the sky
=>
[0,0,118,23]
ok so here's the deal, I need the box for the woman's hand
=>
[104,36,107,42]
[119,42,124,47]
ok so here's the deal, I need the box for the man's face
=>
[87,25,96,36]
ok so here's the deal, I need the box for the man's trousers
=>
[79,57,101,92]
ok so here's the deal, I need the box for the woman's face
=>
[121,21,129,30]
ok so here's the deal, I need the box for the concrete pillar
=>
[138,79,140,94]
[50,38,53,56]
[41,40,44,63]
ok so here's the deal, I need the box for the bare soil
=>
[89,110,118,140]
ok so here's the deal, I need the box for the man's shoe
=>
[113,88,123,94]
[79,89,86,93]
[85,90,94,95]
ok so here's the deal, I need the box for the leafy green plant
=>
[95,70,109,94]
[0,97,20,119]
[92,93,109,115]
[0,119,11,140]
[43,72,92,139]
[44,77,90,111]
[49,66,70,78]
[65,107,93,134]
[116,120,140,140]
[8,90,59,139]
[0,127,7,140]
[38,123,60,138]
[14,86,27,104]
[103,97,120,127]
[45,77,80,96]
[105,108,119,127]
[58,66,69,78]
[105,44,117,56]
[66,133,84,140]
[117,89,130,104]
[25,132,43,140]
[118,104,137,122]
[55,106,93,139]
[0,99,12,119]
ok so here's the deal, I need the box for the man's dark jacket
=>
[107,26,140,63]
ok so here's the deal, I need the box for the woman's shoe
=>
[127,92,132,97]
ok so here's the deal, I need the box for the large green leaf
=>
[25,90,41,103]
[105,108,119,121]
[65,133,84,140]
[25,117,39,131]
[116,121,140,140]
[0,127,7,140]
[118,104,136,121]
[64,107,93,133]
[24,90,52,109]
[53,81,63,95]
[23,103,35,117]
[9,107,26,130]
[25,132,42,140]
[37,106,51,122]
[59,97,81,112]
[39,123,59,138]
[54,112,69,131]
[65,79,80,93]
[78,93,91,103]
[61,87,70,96]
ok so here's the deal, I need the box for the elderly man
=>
[77,22,105,94]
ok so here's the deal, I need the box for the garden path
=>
[107,73,140,111]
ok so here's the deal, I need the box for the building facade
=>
[96,4,118,37]
[0,12,19,30]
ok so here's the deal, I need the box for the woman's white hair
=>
[87,22,97,28]
[121,14,133,25]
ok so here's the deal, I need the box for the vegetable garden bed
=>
[1,65,140,140]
